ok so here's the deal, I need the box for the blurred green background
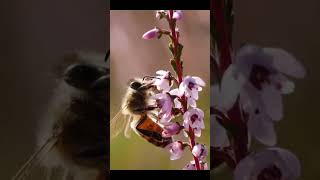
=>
[212,0,320,179]
[110,10,210,170]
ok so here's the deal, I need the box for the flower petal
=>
[261,85,283,121]
[270,148,301,179]
[248,113,276,146]
[193,76,206,86]
[220,65,242,110]
[263,47,306,78]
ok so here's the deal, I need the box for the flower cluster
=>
[212,1,305,179]
[212,44,305,178]
[143,10,208,170]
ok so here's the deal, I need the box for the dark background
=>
[213,0,320,179]
[0,0,108,179]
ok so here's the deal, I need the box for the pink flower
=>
[192,144,208,160]
[183,108,205,137]
[169,88,183,109]
[168,141,184,160]
[153,92,173,124]
[142,27,159,40]
[234,148,301,180]
[179,76,205,107]
[173,10,183,20]
[216,44,306,146]
[162,122,181,138]
[183,161,208,170]
[154,70,172,92]
[233,44,306,121]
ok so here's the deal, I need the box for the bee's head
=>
[64,63,108,91]
[129,80,142,90]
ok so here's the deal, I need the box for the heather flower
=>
[153,92,174,124]
[214,68,277,146]
[162,122,181,138]
[142,27,159,40]
[179,76,205,107]
[154,70,172,92]
[192,144,208,160]
[143,10,206,170]
[234,148,301,180]
[173,10,183,20]
[233,44,306,121]
[169,88,183,109]
[168,141,184,160]
[183,108,205,137]
[183,160,208,170]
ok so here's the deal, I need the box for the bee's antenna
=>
[142,76,159,81]
[104,50,110,62]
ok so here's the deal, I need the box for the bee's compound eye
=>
[130,81,142,90]
[64,64,103,89]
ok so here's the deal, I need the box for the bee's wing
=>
[11,136,58,180]
[110,105,133,139]
[124,115,134,138]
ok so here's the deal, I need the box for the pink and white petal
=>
[280,79,295,94]
[234,44,261,78]
[191,89,199,100]
[248,114,276,146]
[174,98,182,109]
[198,108,205,117]
[194,128,202,137]
[221,65,242,110]
[178,85,186,97]
[270,148,301,179]
[201,162,209,170]
[234,154,256,180]
[193,76,206,86]
[187,98,197,107]
[271,74,295,94]
[261,85,283,121]
[183,162,197,170]
[263,48,306,78]
[169,88,180,96]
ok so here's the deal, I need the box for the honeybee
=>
[11,51,110,180]
[111,78,172,148]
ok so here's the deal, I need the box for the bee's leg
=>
[132,105,157,113]
[145,105,157,111]
[142,76,159,81]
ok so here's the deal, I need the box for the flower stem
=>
[168,10,183,84]
[168,10,200,170]
[212,0,232,75]
[212,0,249,169]
[189,126,201,170]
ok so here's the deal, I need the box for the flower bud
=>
[191,144,208,160]
[142,27,159,40]
[173,10,183,20]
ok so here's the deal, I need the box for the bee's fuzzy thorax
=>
[36,51,108,179]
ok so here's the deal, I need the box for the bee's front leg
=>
[132,105,157,113]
